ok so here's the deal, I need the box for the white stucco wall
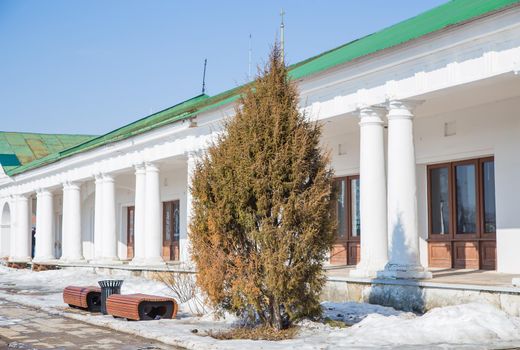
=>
[414,96,520,273]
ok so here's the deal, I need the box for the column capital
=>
[145,162,159,172]
[36,188,52,197]
[93,172,104,182]
[13,193,28,201]
[102,173,114,183]
[185,150,203,159]
[386,99,424,120]
[63,181,80,191]
[357,105,386,126]
[134,162,146,174]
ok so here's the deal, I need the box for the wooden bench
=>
[32,263,58,272]
[106,293,178,321]
[6,262,28,269]
[63,286,102,312]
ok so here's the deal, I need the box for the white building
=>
[1,0,520,278]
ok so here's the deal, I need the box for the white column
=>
[93,174,104,259]
[10,195,30,262]
[352,106,388,277]
[98,174,119,263]
[60,182,84,262]
[34,189,54,261]
[0,198,13,259]
[130,164,146,265]
[380,100,431,279]
[181,152,198,263]
[144,162,164,265]
[9,197,16,260]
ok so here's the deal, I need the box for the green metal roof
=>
[6,0,520,177]
[288,0,520,80]
[0,132,95,173]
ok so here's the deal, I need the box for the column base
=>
[32,256,56,263]
[8,256,31,263]
[59,257,85,264]
[141,257,166,266]
[350,267,382,278]
[128,257,147,266]
[90,258,123,265]
[377,263,432,279]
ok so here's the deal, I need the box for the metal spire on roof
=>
[201,58,207,94]
[280,8,285,63]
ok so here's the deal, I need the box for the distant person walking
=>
[31,227,36,258]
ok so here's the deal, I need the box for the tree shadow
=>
[387,212,418,267]
[368,213,426,313]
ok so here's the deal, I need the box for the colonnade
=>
[354,100,431,278]
[7,154,196,266]
[5,100,429,279]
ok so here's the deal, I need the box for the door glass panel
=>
[55,214,62,258]
[128,208,134,244]
[164,203,172,241]
[336,179,347,239]
[482,161,496,233]
[350,178,360,237]
[173,202,180,242]
[455,164,477,234]
[430,167,450,235]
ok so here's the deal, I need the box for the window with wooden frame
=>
[427,157,496,269]
[162,200,180,261]
[330,175,360,265]
[127,206,135,260]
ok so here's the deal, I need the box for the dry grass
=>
[153,267,208,316]
[323,318,349,328]
[208,325,299,341]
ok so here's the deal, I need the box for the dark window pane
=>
[174,202,180,241]
[483,161,496,233]
[336,179,347,238]
[164,203,172,241]
[430,167,450,235]
[128,208,134,243]
[456,164,477,234]
[351,178,360,237]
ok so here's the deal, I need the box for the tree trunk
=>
[271,297,284,330]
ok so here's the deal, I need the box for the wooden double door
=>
[127,206,135,259]
[162,200,180,261]
[330,176,361,266]
[125,200,180,262]
[427,157,496,270]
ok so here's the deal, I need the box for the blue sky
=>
[0,0,446,136]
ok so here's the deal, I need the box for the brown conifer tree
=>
[190,44,336,330]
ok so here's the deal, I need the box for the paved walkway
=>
[0,299,181,350]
